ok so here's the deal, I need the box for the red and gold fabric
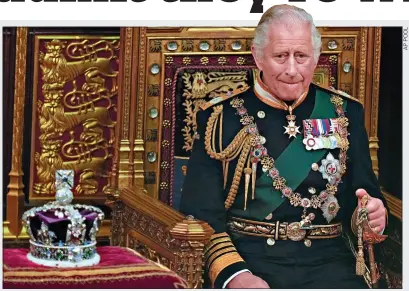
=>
[3,246,187,289]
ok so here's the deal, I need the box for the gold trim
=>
[205,242,234,260]
[34,35,119,40]
[358,28,368,104]
[6,27,28,237]
[205,237,231,252]
[208,252,244,286]
[206,246,236,268]
[134,27,147,187]
[122,28,133,140]
[127,29,138,186]
[368,28,382,177]
[29,35,39,202]
[137,27,147,141]
[147,33,360,40]
[118,27,134,188]
[162,51,252,56]
[370,28,382,138]
[210,232,230,240]
[381,189,402,221]
[4,272,184,285]
[4,265,165,278]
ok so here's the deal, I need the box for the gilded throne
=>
[3,27,401,288]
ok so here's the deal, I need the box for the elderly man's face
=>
[252,22,318,101]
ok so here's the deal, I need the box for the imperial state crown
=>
[22,170,105,268]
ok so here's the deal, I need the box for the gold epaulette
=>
[313,82,362,104]
[199,85,251,111]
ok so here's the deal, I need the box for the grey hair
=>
[253,4,322,62]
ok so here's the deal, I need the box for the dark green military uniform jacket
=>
[180,71,387,289]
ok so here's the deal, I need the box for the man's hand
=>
[226,272,269,289]
[356,188,387,233]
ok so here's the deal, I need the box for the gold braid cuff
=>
[208,252,245,286]
[205,232,245,285]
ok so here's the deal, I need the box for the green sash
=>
[229,89,347,220]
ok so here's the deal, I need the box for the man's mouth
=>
[281,81,300,85]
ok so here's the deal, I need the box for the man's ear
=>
[251,44,264,71]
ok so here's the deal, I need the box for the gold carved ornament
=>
[181,71,248,152]
[33,38,119,196]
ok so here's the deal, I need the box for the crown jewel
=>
[22,170,104,268]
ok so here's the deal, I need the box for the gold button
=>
[304,239,312,247]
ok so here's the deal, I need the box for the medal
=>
[302,118,342,150]
[321,195,340,223]
[319,153,342,184]
[283,106,301,138]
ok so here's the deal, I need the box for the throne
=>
[3,26,401,288]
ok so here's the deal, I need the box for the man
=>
[180,4,387,289]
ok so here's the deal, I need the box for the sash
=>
[229,90,347,220]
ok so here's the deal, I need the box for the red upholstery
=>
[3,246,187,289]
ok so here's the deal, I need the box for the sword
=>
[356,195,387,288]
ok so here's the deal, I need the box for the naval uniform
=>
[180,70,387,289]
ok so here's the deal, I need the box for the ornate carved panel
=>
[127,235,174,270]
[29,36,120,200]
[109,185,214,288]
[160,54,257,205]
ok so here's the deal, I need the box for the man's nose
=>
[285,56,298,77]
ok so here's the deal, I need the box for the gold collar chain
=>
[230,94,350,247]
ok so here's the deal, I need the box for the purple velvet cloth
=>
[3,246,187,289]
[36,209,98,224]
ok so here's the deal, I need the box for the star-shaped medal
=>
[284,120,301,138]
